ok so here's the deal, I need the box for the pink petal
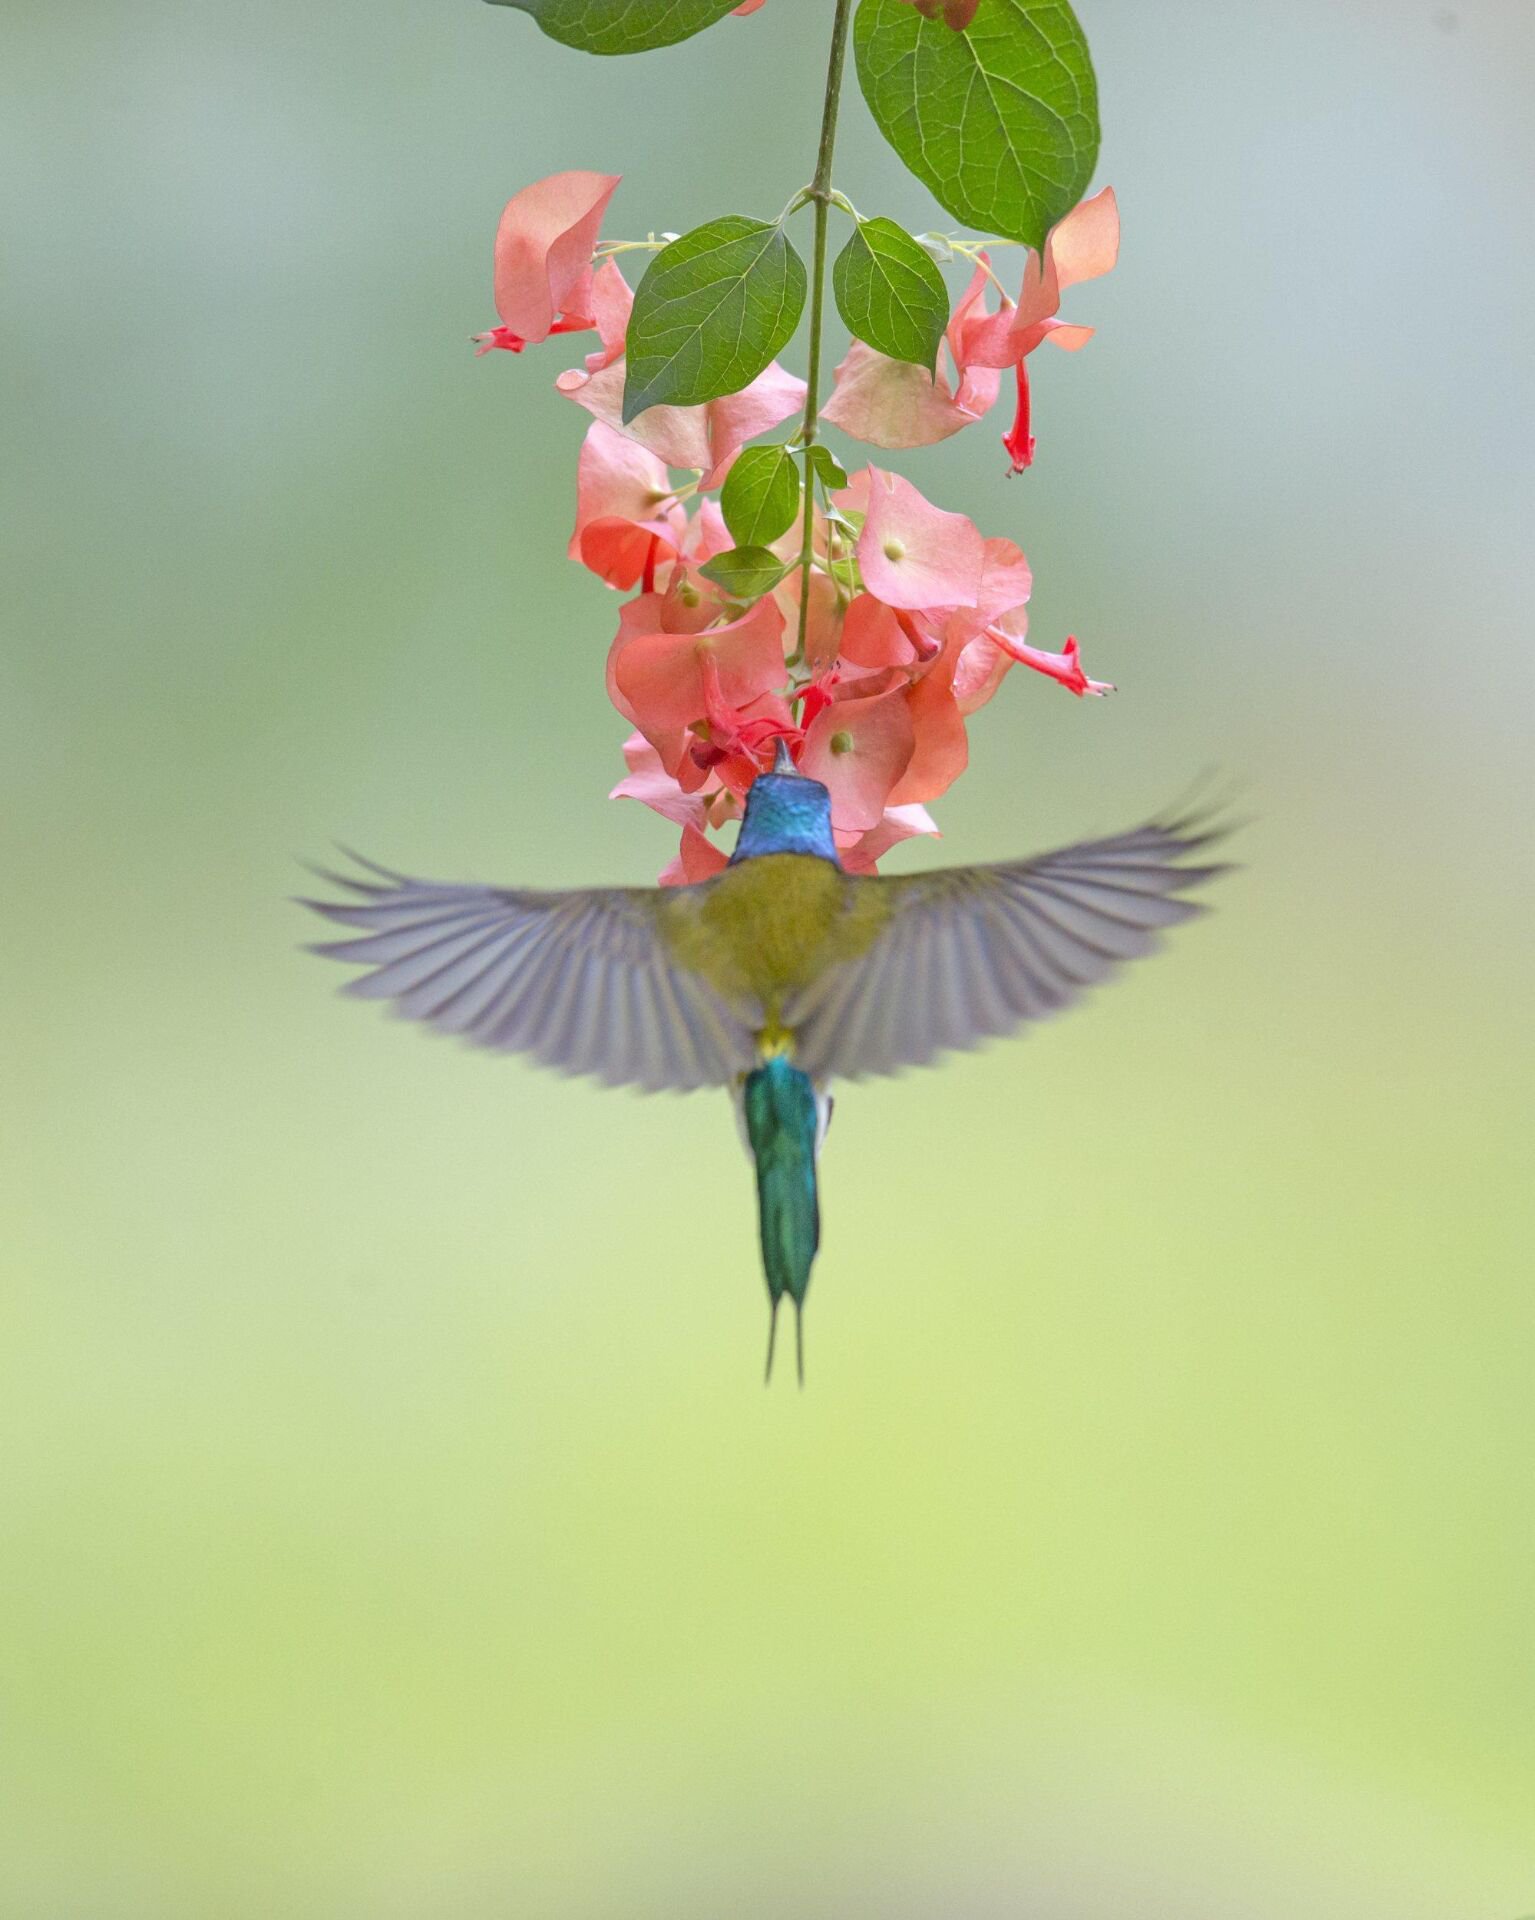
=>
[945,259,998,373]
[775,566,844,673]
[700,363,808,488]
[839,592,915,669]
[491,170,620,346]
[837,801,940,874]
[556,357,804,482]
[973,535,1033,624]
[889,645,968,805]
[611,596,788,759]
[580,522,677,593]
[1042,320,1095,353]
[820,339,995,450]
[557,357,714,470]
[951,633,1015,717]
[965,188,1119,370]
[799,683,916,834]
[610,734,708,829]
[659,824,730,887]
[1048,186,1120,293]
[570,421,684,589]
[853,467,983,612]
[584,258,633,370]
[683,497,733,565]
[659,569,729,633]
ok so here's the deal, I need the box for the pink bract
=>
[850,467,984,612]
[476,170,619,353]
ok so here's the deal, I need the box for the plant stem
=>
[791,0,855,669]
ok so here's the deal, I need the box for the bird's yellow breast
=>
[658,854,890,1016]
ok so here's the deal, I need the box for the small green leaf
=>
[832,215,949,370]
[623,217,807,421]
[484,0,740,56]
[699,545,788,600]
[854,0,1099,250]
[720,446,802,549]
[805,445,849,491]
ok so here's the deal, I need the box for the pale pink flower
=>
[556,265,806,486]
[824,190,1119,470]
[847,466,984,612]
[837,802,940,875]
[962,187,1120,471]
[798,681,917,833]
[658,824,731,887]
[569,422,686,591]
[820,261,1000,450]
[473,170,619,354]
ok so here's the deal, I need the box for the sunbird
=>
[304,745,1227,1380]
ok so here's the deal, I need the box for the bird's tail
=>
[742,1056,822,1386]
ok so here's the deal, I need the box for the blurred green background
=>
[3,1,1533,1914]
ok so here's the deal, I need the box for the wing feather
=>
[787,814,1231,1081]
[302,863,754,1092]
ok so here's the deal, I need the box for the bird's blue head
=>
[730,739,840,867]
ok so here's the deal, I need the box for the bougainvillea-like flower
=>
[608,592,792,792]
[472,170,620,355]
[837,802,939,876]
[960,186,1120,471]
[468,171,1117,879]
[848,466,984,611]
[798,680,917,833]
[569,421,687,591]
[820,259,1000,451]
[823,188,1119,470]
[553,263,805,487]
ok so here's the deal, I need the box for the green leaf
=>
[699,545,788,600]
[484,0,741,57]
[805,445,848,491]
[832,215,949,369]
[720,446,802,549]
[853,0,1099,250]
[622,217,807,421]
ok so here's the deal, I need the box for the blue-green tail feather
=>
[743,1057,821,1385]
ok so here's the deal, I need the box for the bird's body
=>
[658,851,891,1028]
[304,747,1228,1377]
[741,1053,824,1384]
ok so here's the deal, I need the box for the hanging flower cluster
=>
[472,2,1119,884]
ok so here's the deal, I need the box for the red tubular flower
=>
[986,630,1115,697]
[962,187,1120,471]
[1002,361,1035,473]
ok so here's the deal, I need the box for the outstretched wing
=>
[784,813,1232,1082]
[302,856,755,1092]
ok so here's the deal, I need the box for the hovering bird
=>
[304,745,1227,1380]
